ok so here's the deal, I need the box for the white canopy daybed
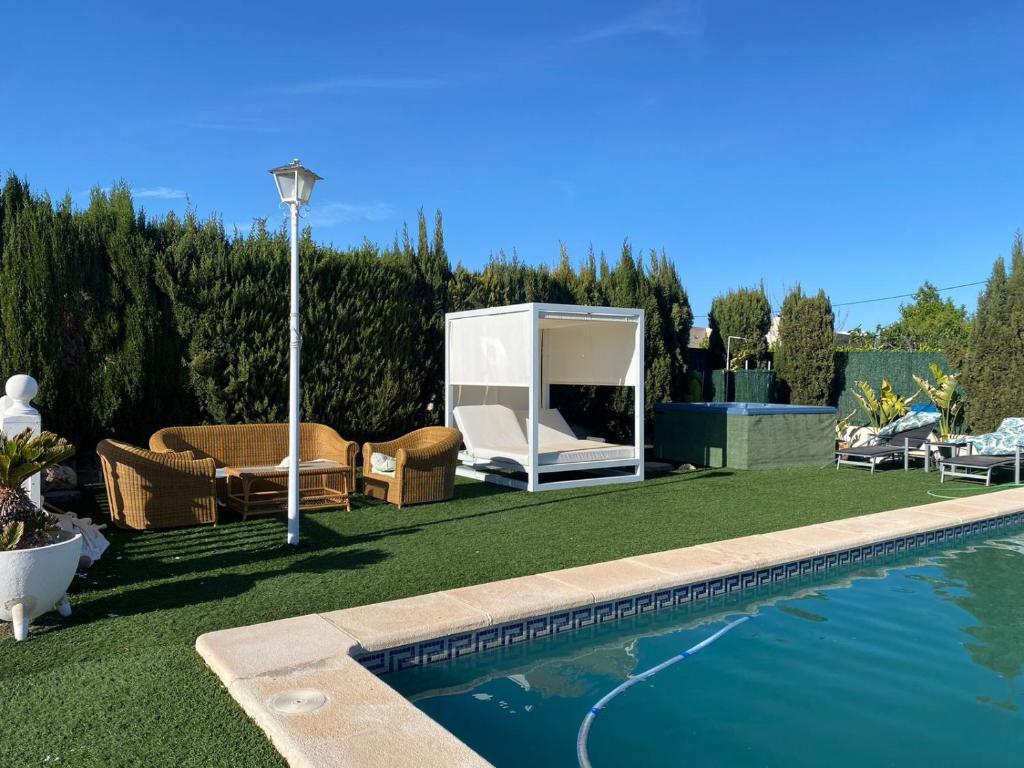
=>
[445,303,644,491]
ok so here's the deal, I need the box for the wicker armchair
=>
[96,439,218,530]
[362,427,462,508]
[149,422,357,498]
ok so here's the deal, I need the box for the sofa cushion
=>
[370,452,397,473]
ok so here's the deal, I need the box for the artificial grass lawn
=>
[0,466,997,766]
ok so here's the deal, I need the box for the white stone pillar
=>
[1,375,42,506]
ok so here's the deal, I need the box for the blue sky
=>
[5,1,1023,328]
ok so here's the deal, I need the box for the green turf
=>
[0,467,999,766]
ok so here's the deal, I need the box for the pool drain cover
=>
[270,688,328,714]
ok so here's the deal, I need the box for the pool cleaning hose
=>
[575,615,751,768]
[926,482,1024,500]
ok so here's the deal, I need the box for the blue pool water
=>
[389,531,1024,766]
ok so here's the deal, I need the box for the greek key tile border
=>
[358,511,1024,675]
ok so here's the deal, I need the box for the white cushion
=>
[538,441,636,465]
[514,408,579,445]
[453,405,527,456]
[370,452,397,473]
[455,404,634,467]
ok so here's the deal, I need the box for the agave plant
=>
[851,379,918,431]
[912,363,964,440]
[0,429,75,550]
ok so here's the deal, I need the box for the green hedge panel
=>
[709,369,775,403]
[832,351,949,424]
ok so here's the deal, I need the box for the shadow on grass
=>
[74,545,390,620]
[67,495,390,605]
[62,469,733,620]
[341,468,735,546]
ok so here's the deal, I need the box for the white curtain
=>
[449,312,531,386]
[543,322,638,386]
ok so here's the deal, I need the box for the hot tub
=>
[654,402,837,469]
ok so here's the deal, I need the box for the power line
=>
[691,278,987,318]
[832,279,987,308]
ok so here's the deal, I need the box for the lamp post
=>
[269,159,322,546]
[725,335,748,372]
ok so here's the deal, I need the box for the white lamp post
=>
[269,159,322,546]
[725,335,748,372]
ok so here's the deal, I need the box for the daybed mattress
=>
[453,403,636,467]
[468,440,635,466]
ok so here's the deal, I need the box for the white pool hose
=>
[576,615,751,768]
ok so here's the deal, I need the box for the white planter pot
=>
[0,529,82,641]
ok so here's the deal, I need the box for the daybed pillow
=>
[514,408,579,446]
[370,452,397,473]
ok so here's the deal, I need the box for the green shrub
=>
[708,284,771,369]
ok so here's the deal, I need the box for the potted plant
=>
[0,429,80,641]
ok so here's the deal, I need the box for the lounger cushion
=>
[968,417,1024,456]
[873,411,939,443]
[453,405,528,455]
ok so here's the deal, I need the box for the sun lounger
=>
[835,423,936,474]
[940,448,1022,486]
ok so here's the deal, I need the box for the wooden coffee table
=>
[223,460,351,519]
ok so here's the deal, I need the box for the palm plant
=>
[0,429,75,550]
[912,363,964,439]
[851,379,917,430]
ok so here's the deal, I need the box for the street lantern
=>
[269,158,322,546]
[270,159,322,206]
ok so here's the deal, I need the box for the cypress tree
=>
[708,284,772,368]
[410,210,450,424]
[775,285,835,405]
[963,236,1022,432]
[647,249,693,401]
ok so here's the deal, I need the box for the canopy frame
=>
[445,302,644,491]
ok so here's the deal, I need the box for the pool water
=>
[389,531,1024,767]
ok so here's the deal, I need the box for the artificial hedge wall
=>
[708,369,775,403]
[832,350,949,423]
[0,175,692,451]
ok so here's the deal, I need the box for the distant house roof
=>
[688,327,710,348]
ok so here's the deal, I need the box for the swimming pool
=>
[390,529,1024,767]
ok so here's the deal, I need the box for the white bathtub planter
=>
[0,529,82,640]
[0,389,78,642]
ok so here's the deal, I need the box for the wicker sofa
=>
[96,439,218,530]
[362,427,462,508]
[149,423,358,499]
